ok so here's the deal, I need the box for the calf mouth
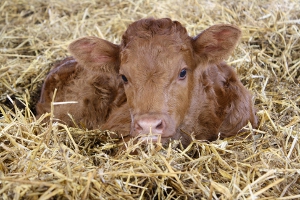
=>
[138,134,161,143]
[135,126,162,143]
[136,132,175,145]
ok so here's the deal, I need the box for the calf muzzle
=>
[132,113,174,141]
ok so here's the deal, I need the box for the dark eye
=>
[121,75,128,83]
[179,69,187,80]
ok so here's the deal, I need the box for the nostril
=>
[134,118,165,134]
[135,122,143,132]
[155,120,163,130]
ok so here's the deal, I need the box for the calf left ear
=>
[68,36,120,71]
[193,25,241,63]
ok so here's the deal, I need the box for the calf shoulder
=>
[210,62,257,138]
[36,57,77,117]
[36,57,126,129]
[190,62,257,142]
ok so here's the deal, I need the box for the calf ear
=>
[68,36,120,71]
[193,25,241,63]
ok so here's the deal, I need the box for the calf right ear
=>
[68,36,120,71]
[193,25,241,64]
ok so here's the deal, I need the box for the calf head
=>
[118,18,241,143]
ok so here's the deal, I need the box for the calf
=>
[37,18,257,146]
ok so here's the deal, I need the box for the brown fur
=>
[36,38,125,129]
[36,18,257,146]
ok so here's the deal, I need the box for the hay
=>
[0,0,299,199]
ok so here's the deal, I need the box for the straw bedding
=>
[0,0,299,199]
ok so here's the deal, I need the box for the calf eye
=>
[121,75,128,83]
[179,69,187,80]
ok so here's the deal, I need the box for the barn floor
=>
[0,0,299,199]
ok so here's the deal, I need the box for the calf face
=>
[115,18,256,144]
[37,18,257,146]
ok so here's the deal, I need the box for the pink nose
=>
[135,118,165,134]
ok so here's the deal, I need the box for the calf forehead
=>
[122,37,187,65]
[120,18,192,64]
[121,40,190,85]
[119,18,194,85]
[120,36,193,76]
[121,18,190,49]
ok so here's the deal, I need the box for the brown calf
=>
[36,18,257,146]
